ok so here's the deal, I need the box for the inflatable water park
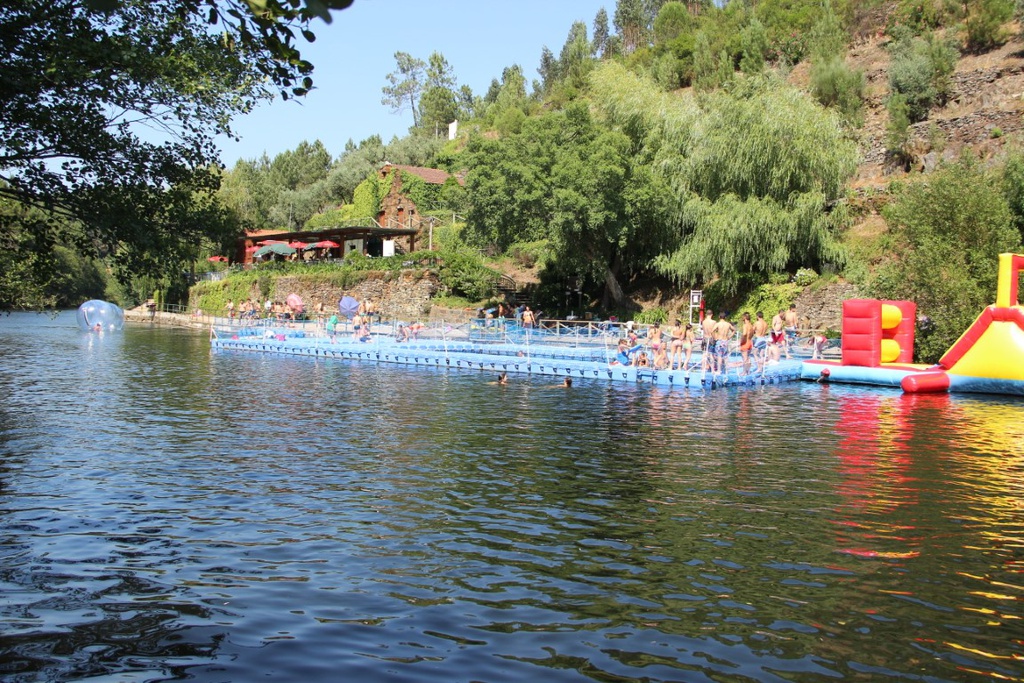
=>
[207,253,1024,397]
[802,252,1024,395]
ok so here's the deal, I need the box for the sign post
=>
[689,290,703,325]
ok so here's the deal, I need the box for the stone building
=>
[376,162,465,251]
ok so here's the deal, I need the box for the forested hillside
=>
[6,0,1024,363]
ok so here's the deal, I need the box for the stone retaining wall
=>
[189,269,441,321]
[794,282,861,332]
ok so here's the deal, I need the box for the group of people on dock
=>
[226,298,305,321]
[611,304,819,374]
[477,303,538,329]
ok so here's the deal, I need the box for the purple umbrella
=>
[339,296,360,318]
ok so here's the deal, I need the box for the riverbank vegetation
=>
[6,0,1024,362]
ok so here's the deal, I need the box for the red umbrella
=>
[245,245,259,253]
[207,255,228,262]
[315,240,340,249]
[288,241,307,249]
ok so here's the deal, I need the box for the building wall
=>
[377,169,420,252]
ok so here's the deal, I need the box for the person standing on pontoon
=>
[770,309,786,363]
[739,312,755,375]
[701,308,717,373]
[684,324,696,369]
[521,306,536,330]
[712,311,735,373]
[327,313,339,342]
[753,311,769,368]
[784,303,799,357]
[669,319,686,370]
[647,321,663,358]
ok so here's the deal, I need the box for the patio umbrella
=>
[339,296,360,318]
[245,245,259,253]
[254,243,296,257]
[288,241,308,249]
[313,240,340,249]
[207,255,228,262]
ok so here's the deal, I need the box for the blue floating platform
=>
[211,327,804,390]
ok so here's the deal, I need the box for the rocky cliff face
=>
[846,29,1024,181]
[794,282,861,332]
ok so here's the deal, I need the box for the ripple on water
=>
[0,315,1022,681]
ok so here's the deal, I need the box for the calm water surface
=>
[0,312,1022,682]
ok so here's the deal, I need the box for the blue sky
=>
[216,0,611,165]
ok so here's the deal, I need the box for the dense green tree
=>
[558,21,595,95]
[593,8,611,56]
[538,46,559,94]
[218,157,276,231]
[384,134,446,168]
[218,140,331,231]
[805,1,848,60]
[752,0,831,63]
[871,154,1021,362]
[653,1,693,44]
[419,52,462,134]
[269,140,332,191]
[885,93,913,162]
[325,135,387,206]
[269,184,329,231]
[0,195,59,308]
[47,246,108,308]
[466,95,672,306]
[483,65,532,127]
[615,0,649,53]
[692,31,719,90]
[0,0,332,307]
[381,51,426,128]
[1001,147,1024,240]
[739,17,769,73]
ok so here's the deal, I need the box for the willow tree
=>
[669,78,856,291]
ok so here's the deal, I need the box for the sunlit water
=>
[0,312,1021,682]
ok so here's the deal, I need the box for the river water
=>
[0,311,1021,682]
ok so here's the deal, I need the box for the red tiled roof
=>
[383,163,465,186]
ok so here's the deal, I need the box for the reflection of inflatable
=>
[803,253,1024,395]
[76,300,125,332]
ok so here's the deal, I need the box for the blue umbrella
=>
[339,296,360,318]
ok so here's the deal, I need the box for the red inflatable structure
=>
[840,299,916,367]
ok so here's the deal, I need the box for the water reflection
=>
[0,313,1021,682]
